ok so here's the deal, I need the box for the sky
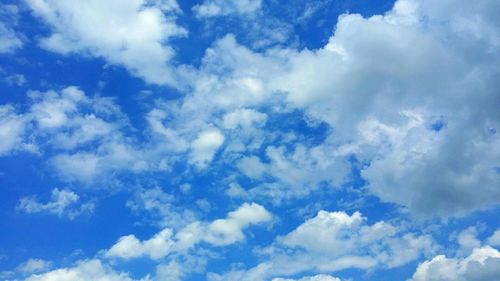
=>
[0,0,499,280]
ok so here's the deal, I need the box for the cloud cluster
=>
[193,0,262,17]
[17,188,94,219]
[106,202,272,259]
[25,0,186,86]
[210,210,436,280]
[272,275,341,281]
[410,246,500,281]
[23,259,149,281]
[0,4,23,53]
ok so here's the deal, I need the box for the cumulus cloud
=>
[0,105,26,155]
[272,275,341,281]
[487,229,500,247]
[17,188,94,219]
[410,246,500,281]
[193,0,262,18]
[184,0,500,216]
[210,210,436,280]
[204,202,272,245]
[106,202,272,259]
[189,128,225,169]
[126,186,197,229]
[0,4,23,53]
[0,22,23,53]
[16,259,52,275]
[106,228,175,260]
[222,108,267,130]
[23,259,149,281]
[25,0,186,86]
[236,156,267,180]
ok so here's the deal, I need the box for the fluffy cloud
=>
[190,0,500,216]
[211,210,436,280]
[189,128,225,169]
[106,203,272,259]
[204,202,272,245]
[358,111,500,217]
[222,108,267,130]
[0,4,23,53]
[126,186,197,229]
[106,228,175,260]
[17,188,94,219]
[15,259,52,275]
[23,259,148,281]
[25,0,186,86]
[488,229,500,247]
[410,246,500,281]
[193,0,262,17]
[272,275,341,281]
[0,105,26,155]
[0,22,22,54]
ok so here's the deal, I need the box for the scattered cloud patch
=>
[193,0,262,17]
[25,0,186,86]
[17,188,94,219]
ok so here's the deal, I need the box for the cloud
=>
[0,105,26,155]
[126,186,197,229]
[106,228,175,260]
[204,202,272,245]
[186,0,500,216]
[410,246,500,281]
[3,73,26,86]
[16,259,52,275]
[25,0,186,86]
[189,128,225,169]
[210,210,436,280]
[272,275,342,281]
[456,227,482,256]
[105,203,272,259]
[17,188,94,219]
[487,229,500,247]
[0,4,23,53]
[222,108,267,130]
[23,259,149,281]
[193,0,262,18]
[236,156,267,180]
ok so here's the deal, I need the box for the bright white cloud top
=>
[0,0,499,281]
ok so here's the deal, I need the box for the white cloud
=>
[25,0,186,86]
[358,111,500,217]
[0,4,23,53]
[16,259,52,275]
[487,229,500,247]
[232,144,350,203]
[23,259,149,281]
[126,186,197,229]
[106,203,272,259]
[205,202,272,245]
[155,261,185,281]
[224,0,500,216]
[3,73,26,86]
[193,0,262,18]
[17,188,94,219]
[189,128,225,169]
[272,275,341,281]
[456,227,482,256]
[211,210,436,280]
[236,156,267,179]
[222,108,267,130]
[410,246,500,281]
[0,105,26,155]
[106,228,175,260]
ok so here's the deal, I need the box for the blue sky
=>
[0,0,500,280]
